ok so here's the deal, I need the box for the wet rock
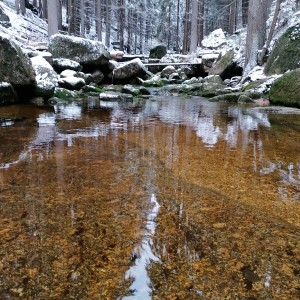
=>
[99,92,133,101]
[49,34,110,67]
[122,84,150,96]
[141,75,164,87]
[54,87,81,99]
[53,58,82,72]
[0,82,17,105]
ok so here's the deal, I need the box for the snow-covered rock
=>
[49,34,110,67]
[31,56,58,83]
[0,33,36,94]
[53,58,82,72]
[110,58,148,81]
[58,77,86,91]
[30,55,58,99]
[60,69,77,78]
[202,29,227,49]
[99,92,133,101]
[161,66,176,78]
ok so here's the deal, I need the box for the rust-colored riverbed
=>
[0,96,300,299]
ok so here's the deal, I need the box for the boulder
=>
[91,70,104,85]
[49,34,110,67]
[122,84,150,96]
[203,75,223,85]
[53,58,82,72]
[169,73,180,80]
[161,66,176,78]
[58,77,86,91]
[77,72,93,85]
[0,33,36,95]
[31,56,58,99]
[209,49,236,79]
[99,92,133,101]
[202,28,227,49]
[110,58,148,81]
[60,69,77,78]
[149,44,167,59]
[0,7,11,28]
[39,52,53,65]
[141,75,164,87]
[269,69,300,107]
[31,56,58,83]
[0,82,17,105]
[265,24,300,75]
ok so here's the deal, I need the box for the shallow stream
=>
[0,95,300,299]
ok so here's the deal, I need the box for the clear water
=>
[0,96,300,299]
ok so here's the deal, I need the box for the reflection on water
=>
[0,96,300,299]
[123,194,160,300]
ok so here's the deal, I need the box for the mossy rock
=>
[209,91,262,103]
[54,87,81,99]
[269,69,300,107]
[241,79,267,92]
[149,44,167,59]
[208,50,241,80]
[265,24,300,75]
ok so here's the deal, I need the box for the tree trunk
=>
[96,0,102,41]
[183,0,190,54]
[105,0,111,48]
[15,0,20,14]
[20,0,26,15]
[197,0,204,45]
[80,0,85,37]
[57,0,62,31]
[42,0,47,19]
[244,0,268,74]
[118,0,125,51]
[236,0,243,29]
[228,0,236,34]
[258,0,282,65]
[47,0,58,37]
[176,0,180,52]
[189,0,198,54]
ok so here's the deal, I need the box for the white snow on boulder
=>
[30,55,58,84]
[202,28,227,49]
[53,58,82,71]
[60,69,78,78]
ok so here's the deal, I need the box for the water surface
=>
[0,96,299,299]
